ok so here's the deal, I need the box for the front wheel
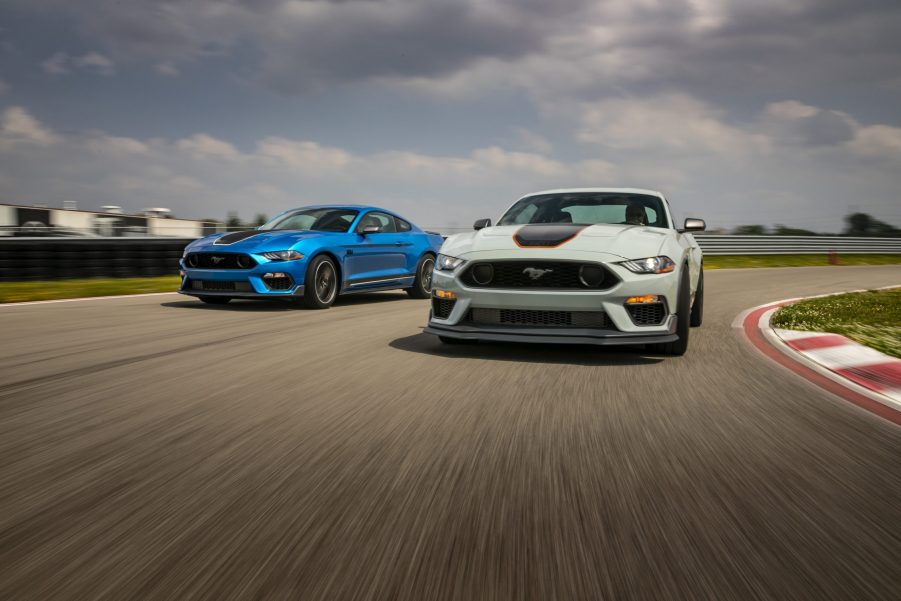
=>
[649,266,690,356]
[406,254,435,299]
[690,268,704,327]
[300,255,339,309]
[199,296,231,305]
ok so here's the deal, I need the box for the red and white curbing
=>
[769,328,901,407]
[739,289,901,425]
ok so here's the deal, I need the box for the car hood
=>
[187,230,338,252]
[441,224,671,260]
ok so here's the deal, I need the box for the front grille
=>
[190,280,253,292]
[460,261,617,290]
[467,308,612,329]
[185,253,256,269]
[432,297,456,319]
[626,303,666,325]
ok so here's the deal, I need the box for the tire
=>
[406,254,435,299]
[199,296,231,305]
[438,335,474,345]
[649,266,690,356]
[300,255,339,309]
[690,268,704,327]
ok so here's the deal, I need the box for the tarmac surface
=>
[0,265,899,600]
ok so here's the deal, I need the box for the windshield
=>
[260,208,359,232]
[498,193,670,228]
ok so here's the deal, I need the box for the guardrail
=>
[0,238,192,282]
[0,235,898,282]
[693,235,901,255]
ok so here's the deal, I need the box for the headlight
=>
[261,250,304,261]
[618,256,675,274]
[435,254,464,271]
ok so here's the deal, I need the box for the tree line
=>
[732,213,901,236]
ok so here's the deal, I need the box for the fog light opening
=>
[578,264,604,287]
[264,273,289,279]
[434,289,456,300]
[625,295,660,304]
[471,264,494,285]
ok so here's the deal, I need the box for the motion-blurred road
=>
[1,266,899,600]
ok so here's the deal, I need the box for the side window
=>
[359,211,397,233]
[395,218,412,232]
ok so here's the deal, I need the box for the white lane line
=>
[0,292,180,308]
[773,328,828,341]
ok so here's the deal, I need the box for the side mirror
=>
[682,218,706,232]
[360,225,381,235]
[473,218,491,231]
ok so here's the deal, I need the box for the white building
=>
[0,203,223,238]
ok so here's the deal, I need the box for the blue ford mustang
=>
[179,205,443,308]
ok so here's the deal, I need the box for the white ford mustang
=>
[424,188,706,355]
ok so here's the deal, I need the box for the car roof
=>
[519,188,665,199]
[284,204,389,212]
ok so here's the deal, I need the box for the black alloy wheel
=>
[407,254,435,299]
[300,256,339,309]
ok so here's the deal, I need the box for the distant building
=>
[0,203,223,237]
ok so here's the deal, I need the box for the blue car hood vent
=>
[214,230,262,245]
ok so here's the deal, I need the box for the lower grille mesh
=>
[190,280,253,292]
[468,308,611,328]
[264,276,293,290]
[432,297,456,319]
[626,303,666,325]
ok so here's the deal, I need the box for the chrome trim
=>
[346,274,415,287]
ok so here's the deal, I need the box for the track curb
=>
[738,288,901,425]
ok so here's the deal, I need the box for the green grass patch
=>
[0,276,181,304]
[704,254,901,269]
[772,288,901,359]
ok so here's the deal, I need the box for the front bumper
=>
[424,320,677,346]
[178,285,305,299]
[424,259,681,345]
[179,261,306,298]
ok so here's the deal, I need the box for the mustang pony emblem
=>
[211,256,225,264]
[523,267,553,280]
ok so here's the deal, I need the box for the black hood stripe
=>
[214,230,262,245]
[513,224,588,247]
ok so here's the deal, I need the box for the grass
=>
[0,276,181,304]
[771,288,901,359]
[704,254,901,269]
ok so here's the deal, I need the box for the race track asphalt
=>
[0,265,899,601]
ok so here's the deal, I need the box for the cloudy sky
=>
[1,0,899,231]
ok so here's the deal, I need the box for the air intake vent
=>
[461,261,617,290]
[468,308,612,328]
[190,280,253,292]
[626,303,666,325]
[185,253,256,269]
[432,297,456,319]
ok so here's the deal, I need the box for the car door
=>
[344,211,411,287]
[392,216,421,274]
